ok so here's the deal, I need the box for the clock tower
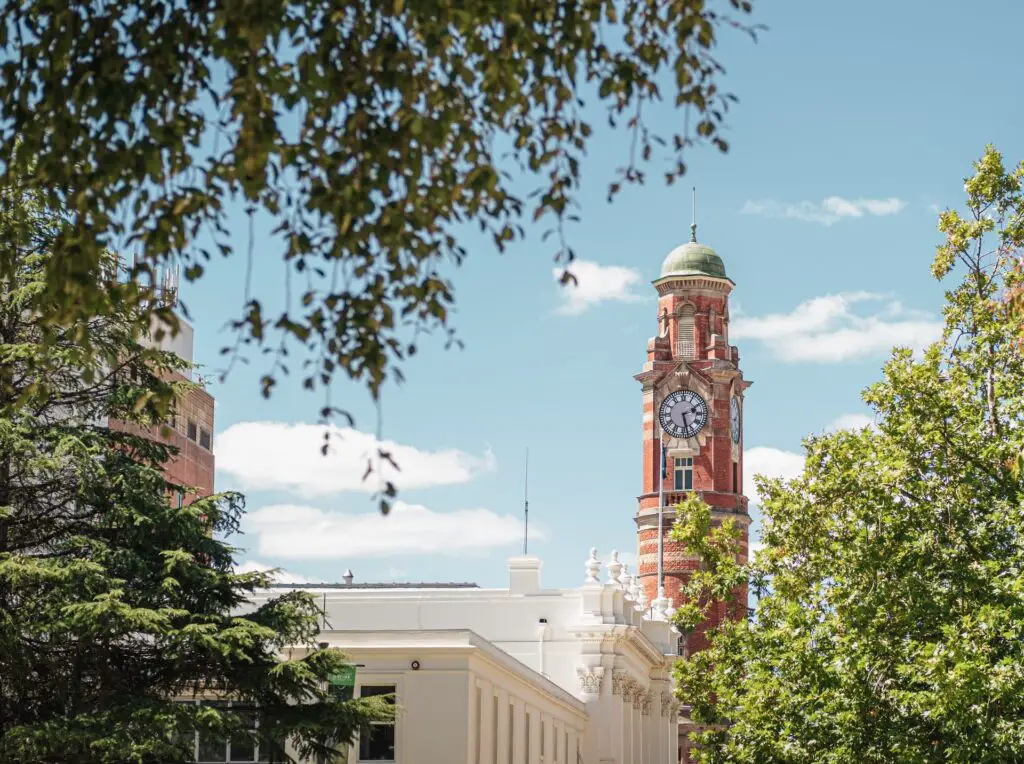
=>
[634,222,751,655]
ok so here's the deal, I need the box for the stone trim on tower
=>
[636,233,752,659]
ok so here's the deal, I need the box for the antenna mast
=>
[690,186,698,242]
[523,448,529,555]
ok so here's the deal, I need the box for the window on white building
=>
[358,685,396,762]
[179,700,272,763]
[674,457,693,491]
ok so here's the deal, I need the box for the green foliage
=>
[673,147,1024,763]
[0,186,385,762]
[0,0,758,425]
[668,494,747,651]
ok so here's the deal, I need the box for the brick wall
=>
[635,274,749,656]
[109,372,215,501]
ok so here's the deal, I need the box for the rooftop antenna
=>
[690,186,698,242]
[523,447,530,555]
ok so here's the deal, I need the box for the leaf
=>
[0,0,759,517]
[674,146,1024,762]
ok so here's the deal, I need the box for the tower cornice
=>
[652,274,734,296]
[634,358,714,391]
[633,369,660,389]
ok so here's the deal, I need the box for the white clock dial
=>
[730,397,741,443]
[658,390,708,439]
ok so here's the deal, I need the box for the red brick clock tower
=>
[634,222,751,656]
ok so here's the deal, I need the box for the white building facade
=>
[251,551,682,764]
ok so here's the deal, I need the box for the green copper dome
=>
[660,241,727,279]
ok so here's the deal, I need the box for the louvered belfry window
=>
[676,306,696,359]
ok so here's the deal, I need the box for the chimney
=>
[508,556,542,595]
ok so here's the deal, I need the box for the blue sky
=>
[179,0,1024,588]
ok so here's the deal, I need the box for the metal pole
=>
[523,447,529,556]
[657,438,665,600]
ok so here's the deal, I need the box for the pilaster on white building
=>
[250,549,682,764]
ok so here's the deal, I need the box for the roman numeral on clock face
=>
[658,389,708,439]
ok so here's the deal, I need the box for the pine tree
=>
[0,182,383,762]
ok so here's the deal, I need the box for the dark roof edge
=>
[270,582,481,590]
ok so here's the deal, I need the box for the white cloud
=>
[730,292,941,363]
[740,196,906,225]
[744,446,805,504]
[245,500,542,560]
[554,259,643,315]
[235,559,320,584]
[827,413,874,432]
[215,422,495,497]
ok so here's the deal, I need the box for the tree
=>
[0,185,385,762]
[0,0,759,434]
[667,493,748,660]
[671,146,1024,763]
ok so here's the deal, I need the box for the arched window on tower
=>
[676,305,696,360]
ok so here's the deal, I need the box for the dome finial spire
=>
[690,186,698,243]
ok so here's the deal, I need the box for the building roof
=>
[321,629,587,715]
[660,240,728,280]
[272,582,480,590]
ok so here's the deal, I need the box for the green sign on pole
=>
[328,665,357,687]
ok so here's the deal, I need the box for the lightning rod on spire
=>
[690,186,698,243]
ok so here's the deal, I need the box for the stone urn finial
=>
[630,578,643,605]
[620,564,633,598]
[637,585,649,613]
[606,550,623,585]
[585,547,601,584]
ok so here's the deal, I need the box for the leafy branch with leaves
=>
[670,146,1024,764]
[0,0,759,450]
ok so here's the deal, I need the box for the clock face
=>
[658,390,709,439]
[730,397,741,443]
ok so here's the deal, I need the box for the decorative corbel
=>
[632,684,646,711]
[611,670,630,697]
[576,666,605,696]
